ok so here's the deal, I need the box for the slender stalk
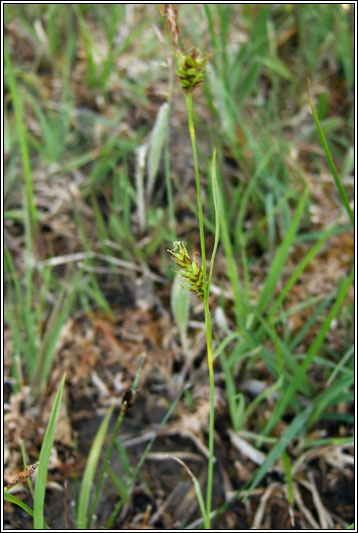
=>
[185,92,215,529]
[206,335,215,526]
[164,57,176,238]
[185,94,207,287]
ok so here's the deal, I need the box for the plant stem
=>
[206,316,215,527]
[185,94,207,286]
[165,57,176,238]
[185,92,215,529]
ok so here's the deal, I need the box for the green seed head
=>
[176,48,209,93]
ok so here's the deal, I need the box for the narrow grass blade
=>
[257,187,308,315]
[90,191,112,257]
[4,37,38,242]
[26,93,67,162]
[107,470,130,503]
[307,83,354,227]
[31,271,82,395]
[288,287,336,351]
[4,302,35,375]
[309,374,353,426]
[77,404,115,529]
[267,218,339,318]
[131,352,146,392]
[221,350,244,432]
[233,218,341,364]
[74,7,97,86]
[238,59,261,105]
[262,55,293,81]
[218,181,244,323]
[204,5,219,63]
[33,373,66,529]
[213,332,241,361]
[4,36,38,313]
[301,436,353,450]
[334,6,354,89]
[4,248,37,372]
[242,376,283,427]
[116,440,132,477]
[282,451,294,506]
[81,277,112,314]
[327,345,354,386]
[236,145,277,239]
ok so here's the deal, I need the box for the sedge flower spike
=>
[168,241,205,300]
[161,5,209,94]
[176,48,209,93]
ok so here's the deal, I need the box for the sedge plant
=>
[164,6,220,529]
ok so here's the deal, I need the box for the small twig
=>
[6,462,40,489]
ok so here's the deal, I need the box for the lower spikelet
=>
[168,241,205,300]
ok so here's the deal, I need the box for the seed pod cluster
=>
[176,48,209,93]
[168,241,205,300]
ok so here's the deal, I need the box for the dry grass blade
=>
[252,483,286,529]
[294,483,320,529]
[306,471,334,529]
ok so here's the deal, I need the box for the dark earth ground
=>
[4,299,355,529]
